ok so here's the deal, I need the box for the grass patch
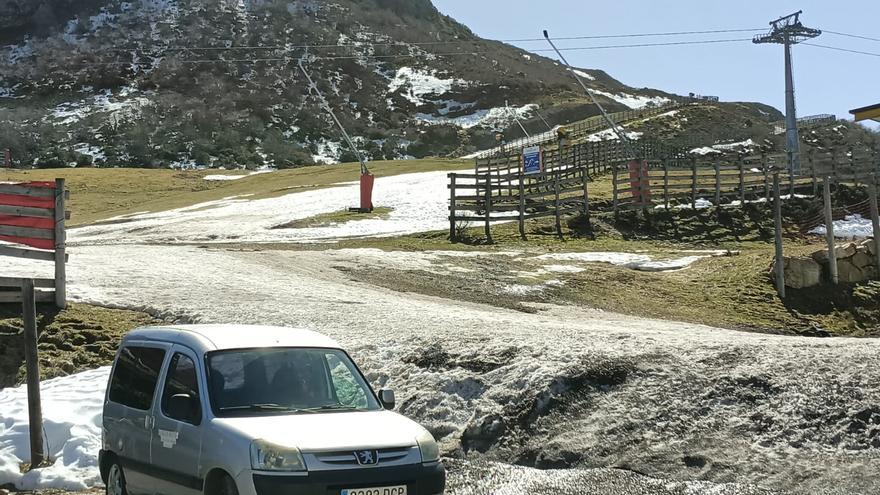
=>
[0,159,470,226]
[0,303,156,388]
[273,207,393,229]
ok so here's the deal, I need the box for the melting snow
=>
[572,69,596,81]
[0,368,109,490]
[535,252,708,271]
[203,170,274,181]
[388,67,464,105]
[70,171,455,245]
[592,89,671,110]
[72,143,106,163]
[809,214,874,239]
[417,104,537,130]
[690,139,756,156]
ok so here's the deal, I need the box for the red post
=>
[359,173,374,212]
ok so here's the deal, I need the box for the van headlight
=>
[416,430,440,463]
[250,440,306,472]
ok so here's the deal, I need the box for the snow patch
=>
[417,104,537,130]
[809,214,874,239]
[572,69,596,81]
[690,139,756,156]
[592,89,670,110]
[536,252,707,272]
[388,67,465,105]
[72,143,106,163]
[0,368,109,490]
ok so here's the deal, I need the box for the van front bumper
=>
[248,461,445,495]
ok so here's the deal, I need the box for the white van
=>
[99,325,445,495]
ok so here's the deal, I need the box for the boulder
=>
[813,243,860,264]
[837,258,868,283]
[775,256,822,289]
[852,251,878,279]
[840,242,859,258]
[860,238,877,256]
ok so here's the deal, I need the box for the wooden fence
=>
[449,166,590,242]
[470,102,686,160]
[0,179,69,307]
[452,133,880,242]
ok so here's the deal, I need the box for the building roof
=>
[850,103,880,122]
[123,324,342,353]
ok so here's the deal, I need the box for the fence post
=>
[581,166,591,226]
[448,174,457,241]
[773,174,786,299]
[663,163,669,209]
[691,159,697,209]
[553,169,563,239]
[612,166,619,215]
[53,179,66,309]
[809,149,818,197]
[738,160,745,204]
[869,178,880,279]
[824,177,838,284]
[23,279,46,468]
[484,174,493,244]
[518,173,526,241]
[714,161,721,205]
[763,155,770,201]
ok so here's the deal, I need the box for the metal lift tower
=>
[753,11,821,176]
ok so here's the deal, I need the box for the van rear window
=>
[109,346,166,410]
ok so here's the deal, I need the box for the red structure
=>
[628,160,651,205]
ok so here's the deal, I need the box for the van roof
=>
[123,324,342,353]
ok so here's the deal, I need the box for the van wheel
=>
[105,460,128,495]
[218,474,239,495]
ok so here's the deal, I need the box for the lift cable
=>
[801,42,880,58]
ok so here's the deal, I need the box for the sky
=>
[431,0,880,129]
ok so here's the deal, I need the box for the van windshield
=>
[207,348,382,416]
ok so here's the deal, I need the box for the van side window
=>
[108,346,167,410]
[161,353,202,424]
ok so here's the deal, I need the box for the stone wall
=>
[773,239,878,288]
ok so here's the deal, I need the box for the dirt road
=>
[14,244,865,494]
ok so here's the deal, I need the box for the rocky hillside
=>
[1,0,782,168]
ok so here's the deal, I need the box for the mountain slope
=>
[0,0,764,168]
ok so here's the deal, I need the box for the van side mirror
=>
[168,393,200,423]
[378,389,395,410]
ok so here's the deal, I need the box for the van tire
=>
[105,460,128,495]
[218,474,239,495]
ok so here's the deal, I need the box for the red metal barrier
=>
[360,173,374,212]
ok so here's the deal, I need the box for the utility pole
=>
[298,58,374,212]
[753,11,821,177]
[544,30,636,160]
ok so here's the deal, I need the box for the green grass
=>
[0,159,470,226]
[0,303,156,388]
[274,207,394,229]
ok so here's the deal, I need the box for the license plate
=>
[342,486,407,495]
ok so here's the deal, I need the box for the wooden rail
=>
[0,179,69,308]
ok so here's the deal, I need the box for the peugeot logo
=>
[354,449,379,465]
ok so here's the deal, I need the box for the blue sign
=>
[523,146,542,175]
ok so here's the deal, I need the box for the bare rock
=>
[838,258,867,283]
[775,256,822,289]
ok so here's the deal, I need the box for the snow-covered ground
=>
[0,368,109,490]
[1,240,879,493]
[70,171,454,245]
[1,172,879,493]
[809,214,875,239]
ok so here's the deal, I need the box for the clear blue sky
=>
[432,0,880,129]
